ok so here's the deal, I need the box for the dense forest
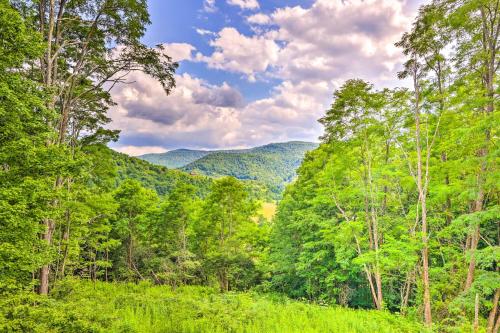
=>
[0,0,498,332]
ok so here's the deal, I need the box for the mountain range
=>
[138,141,318,197]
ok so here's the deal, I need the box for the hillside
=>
[139,141,318,197]
[112,150,212,196]
[140,149,211,169]
[112,149,272,200]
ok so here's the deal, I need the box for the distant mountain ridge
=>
[138,141,319,197]
[140,149,211,169]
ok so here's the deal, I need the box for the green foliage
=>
[113,150,213,197]
[0,0,498,331]
[140,141,318,198]
[140,149,211,169]
[0,0,56,293]
[197,177,268,291]
[0,279,423,333]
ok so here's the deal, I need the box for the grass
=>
[260,202,277,221]
[1,279,424,333]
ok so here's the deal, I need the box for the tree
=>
[0,0,57,293]
[10,0,178,294]
[112,179,158,280]
[199,177,259,292]
[147,182,202,286]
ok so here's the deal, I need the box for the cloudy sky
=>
[109,0,425,156]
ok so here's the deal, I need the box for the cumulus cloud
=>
[197,0,413,86]
[163,43,196,62]
[109,70,327,155]
[270,0,412,87]
[193,82,244,107]
[227,0,259,10]
[110,0,422,153]
[196,27,279,81]
[246,13,271,25]
[108,71,247,153]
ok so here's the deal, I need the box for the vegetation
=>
[140,149,211,169]
[269,1,499,330]
[0,0,498,332]
[113,150,213,196]
[140,141,318,198]
[1,279,422,333]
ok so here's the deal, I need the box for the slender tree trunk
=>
[494,313,500,333]
[59,208,71,278]
[37,0,57,297]
[475,293,480,332]
[487,286,500,333]
[413,62,432,327]
[105,249,109,282]
[39,218,55,295]
[401,269,415,314]
[127,233,133,272]
[364,267,381,309]
[218,269,229,292]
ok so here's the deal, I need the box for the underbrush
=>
[0,279,424,333]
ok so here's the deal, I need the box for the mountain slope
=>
[140,149,211,169]
[112,149,272,200]
[138,141,318,197]
[112,150,212,196]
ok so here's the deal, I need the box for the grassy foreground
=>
[1,280,423,333]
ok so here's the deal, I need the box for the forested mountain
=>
[140,141,318,197]
[113,149,272,200]
[113,150,212,196]
[140,149,211,169]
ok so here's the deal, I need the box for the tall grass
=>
[2,279,424,332]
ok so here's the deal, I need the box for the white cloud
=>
[109,72,245,150]
[196,28,216,36]
[163,43,196,62]
[227,0,259,10]
[198,0,414,86]
[110,0,422,152]
[196,27,279,80]
[247,13,271,25]
[109,70,327,152]
[270,0,413,87]
[113,145,168,156]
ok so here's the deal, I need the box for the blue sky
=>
[109,0,424,156]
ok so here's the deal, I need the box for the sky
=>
[109,0,425,156]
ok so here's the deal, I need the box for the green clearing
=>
[1,280,423,333]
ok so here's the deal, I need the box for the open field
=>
[1,280,423,333]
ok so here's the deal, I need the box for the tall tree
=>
[199,177,258,292]
[0,0,58,293]
[11,0,178,294]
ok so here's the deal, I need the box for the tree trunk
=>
[218,269,229,292]
[465,193,484,291]
[493,313,500,333]
[475,293,480,332]
[487,288,500,333]
[39,218,55,295]
[127,233,133,272]
[413,61,432,327]
[401,269,415,314]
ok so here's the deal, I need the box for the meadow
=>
[1,280,423,333]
